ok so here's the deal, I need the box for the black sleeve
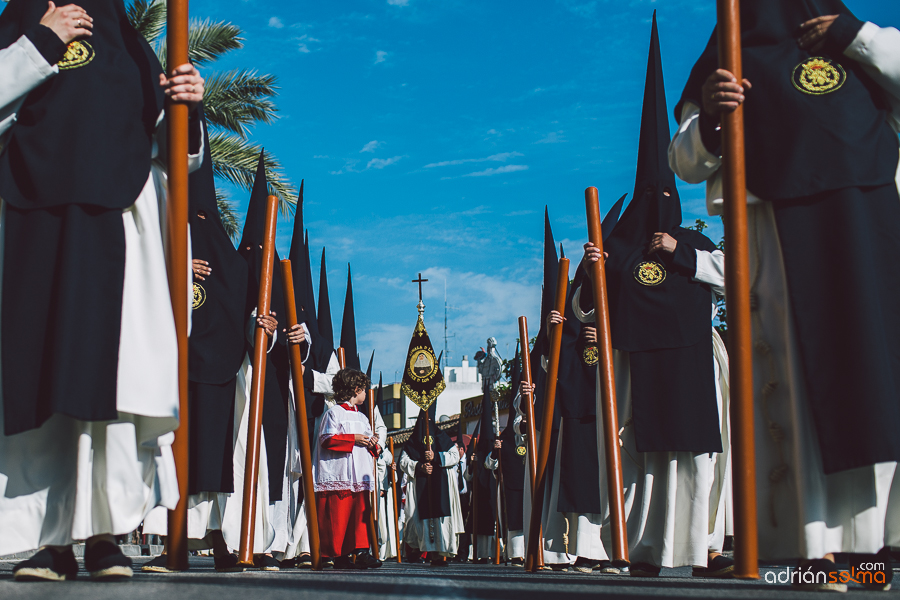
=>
[670,240,698,278]
[188,110,202,155]
[825,14,865,56]
[698,110,721,156]
[302,361,315,391]
[24,25,68,66]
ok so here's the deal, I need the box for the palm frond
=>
[157,18,243,70]
[209,132,296,216]
[215,189,241,242]
[127,0,166,42]
[203,70,279,138]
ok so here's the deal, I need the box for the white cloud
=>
[424,152,523,169]
[374,50,388,64]
[460,164,529,178]
[387,0,409,5]
[295,34,320,54]
[360,140,382,153]
[268,16,284,29]
[298,43,311,53]
[366,156,402,169]
[535,131,566,144]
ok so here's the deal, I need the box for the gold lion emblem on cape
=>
[634,261,666,287]
[792,57,845,95]
[582,345,599,366]
[192,283,206,309]
[59,40,94,71]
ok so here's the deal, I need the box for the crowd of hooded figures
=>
[1,0,900,593]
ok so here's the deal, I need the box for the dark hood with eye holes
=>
[603,12,717,353]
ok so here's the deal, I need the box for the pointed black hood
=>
[675,1,896,201]
[531,208,558,434]
[340,265,361,370]
[317,248,335,352]
[239,153,286,343]
[188,107,249,384]
[603,13,717,353]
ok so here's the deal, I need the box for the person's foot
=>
[13,547,78,582]
[333,555,366,570]
[253,554,280,571]
[472,557,490,565]
[693,554,735,578]
[84,541,133,580]
[611,559,630,575]
[214,552,241,572]
[791,558,847,592]
[594,560,621,575]
[320,558,334,569]
[295,553,312,569]
[354,550,382,569]
[430,556,449,566]
[548,562,569,572]
[510,557,525,567]
[630,562,661,578]
[573,557,600,573]
[141,554,173,573]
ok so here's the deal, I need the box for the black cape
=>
[405,411,454,519]
[679,1,900,473]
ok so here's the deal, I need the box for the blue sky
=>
[185,0,899,380]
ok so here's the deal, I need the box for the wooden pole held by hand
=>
[717,0,758,579]
[517,317,543,569]
[165,0,190,572]
[279,260,322,570]
[524,257,569,572]
[389,437,402,563]
[584,186,628,563]
[237,195,279,567]
[366,388,381,561]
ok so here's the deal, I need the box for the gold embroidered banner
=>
[400,314,445,411]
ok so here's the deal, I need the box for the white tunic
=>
[668,21,900,560]
[399,446,464,557]
[0,35,199,554]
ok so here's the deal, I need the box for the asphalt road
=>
[1,557,898,599]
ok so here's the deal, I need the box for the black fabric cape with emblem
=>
[187,108,248,494]
[497,344,526,532]
[556,198,623,515]
[471,388,498,536]
[597,14,721,454]
[677,0,900,473]
[0,0,169,434]
[239,155,291,500]
[404,411,454,519]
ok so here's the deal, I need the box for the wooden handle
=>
[337,347,346,370]
[164,0,190,573]
[366,388,381,561]
[717,0,758,579]
[279,260,322,570]
[517,316,542,568]
[524,257,569,572]
[585,186,629,562]
[389,437,402,563]
[237,195,279,566]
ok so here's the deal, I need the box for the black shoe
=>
[693,554,735,578]
[84,541,133,581]
[355,550,382,569]
[320,558,334,569]
[510,558,525,567]
[473,558,489,565]
[13,547,78,582]
[573,557,601,573]
[849,548,893,591]
[333,555,366,570]
[791,558,847,592]
[214,552,241,572]
[253,554,281,571]
[296,553,312,569]
[430,557,449,567]
[141,554,173,573]
[611,559,630,575]
[630,562,661,578]
[595,560,621,575]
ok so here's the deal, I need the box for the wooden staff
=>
[524,257,569,572]
[584,187,628,563]
[165,0,190,573]
[236,195,279,567]
[366,388,381,561]
[517,317,543,569]
[279,260,322,571]
[717,0,758,579]
[423,411,437,547]
[389,437,402,563]
[471,434,478,562]
[337,347,346,370]
[496,449,509,564]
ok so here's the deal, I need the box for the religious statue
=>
[475,337,503,393]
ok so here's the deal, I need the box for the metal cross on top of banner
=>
[412,273,428,302]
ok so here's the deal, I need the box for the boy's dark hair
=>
[332,368,370,404]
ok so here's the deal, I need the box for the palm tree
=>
[126,0,296,240]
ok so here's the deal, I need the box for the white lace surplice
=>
[313,405,374,493]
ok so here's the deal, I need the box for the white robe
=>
[399,447,464,557]
[568,249,730,568]
[668,21,900,560]
[0,35,199,554]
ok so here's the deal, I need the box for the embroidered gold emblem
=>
[58,40,94,71]
[423,435,434,446]
[408,348,437,383]
[192,282,206,309]
[792,57,846,95]
[634,261,666,286]
[582,345,599,366]
[516,446,526,456]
